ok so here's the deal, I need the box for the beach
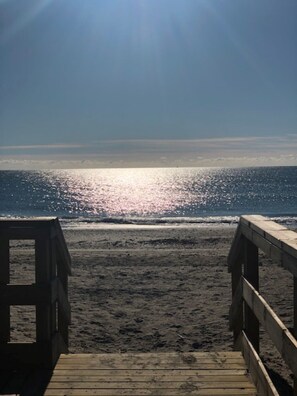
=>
[10,224,294,392]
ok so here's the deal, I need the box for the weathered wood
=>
[229,276,243,331]
[43,352,256,395]
[241,214,297,258]
[54,218,71,276]
[230,245,243,347]
[35,237,52,344]
[0,238,9,283]
[54,363,247,370]
[46,381,256,389]
[243,239,259,352]
[0,238,10,343]
[44,390,257,395]
[239,216,297,277]
[0,283,52,305]
[293,276,297,396]
[57,266,70,348]
[0,342,52,368]
[229,216,297,392]
[48,375,251,382]
[59,352,245,359]
[242,278,297,376]
[52,369,249,376]
[0,218,71,369]
[228,226,243,271]
[241,331,279,396]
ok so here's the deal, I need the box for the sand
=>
[9,225,295,394]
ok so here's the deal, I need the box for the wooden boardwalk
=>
[2,216,297,395]
[0,351,256,395]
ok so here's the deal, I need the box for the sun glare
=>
[1,0,52,44]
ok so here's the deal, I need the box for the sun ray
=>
[1,0,52,44]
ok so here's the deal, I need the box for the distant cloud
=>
[0,136,296,169]
[0,144,87,150]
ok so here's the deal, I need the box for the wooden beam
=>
[229,276,243,331]
[241,331,279,396]
[35,237,52,344]
[53,218,71,276]
[0,284,52,305]
[293,276,297,396]
[242,278,297,377]
[228,226,244,271]
[0,238,10,343]
[240,223,297,277]
[243,239,259,353]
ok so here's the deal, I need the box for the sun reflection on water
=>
[40,168,212,217]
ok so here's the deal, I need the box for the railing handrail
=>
[0,217,71,275]
[228,215,297,396]
[0,217,71,368]
[228,215,297,276]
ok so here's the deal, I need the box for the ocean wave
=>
[58,215,297,229]
[1,214,297,229]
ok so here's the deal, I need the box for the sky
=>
[1,0,296,169]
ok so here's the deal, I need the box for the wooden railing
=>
[228,215,297,396]
[0,218,71,369]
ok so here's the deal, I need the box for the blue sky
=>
[1,0,296,168]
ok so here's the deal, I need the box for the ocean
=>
[1,167,297,229]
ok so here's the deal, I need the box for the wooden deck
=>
[0,352,256,395]
[2,216,297,394]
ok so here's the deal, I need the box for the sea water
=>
[0,167,296,228]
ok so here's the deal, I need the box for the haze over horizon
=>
[1,0,296,169]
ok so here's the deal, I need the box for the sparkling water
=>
[1,167,296,228]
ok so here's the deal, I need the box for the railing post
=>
[0,238,10,343]
[231,260,243,350]
[243,238,259,353]
[0,218,71,369]
[293,276,297,396]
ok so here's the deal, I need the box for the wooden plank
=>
[240,215,268,227]
[0,238,9,283]
[57,358,245,365]
[0,238,10,343]
[241,331,279,396]
[44,389,257,395]
[240,223,297,277]
[229,276,243,331]
[44,351,256,396]
[0,342,52,369]
[0,217,57,225]
[0,283,52,305]
[227,226,243,271]
[293,276,297,396]
[53,218,71,276]
[59,352,244,359]
[242,278,297,376]
[0,369,30,394]
[54,363,247,370]
[53,369,248,376]
[243,239,259,352]
[240,215,285,235]
[57,353,244,365]
[241,215,297,258]
[48,375,252,382]
[57,269,70,346]
[46,381,255,389]
[35,237,51,344]
[0,227,50,239]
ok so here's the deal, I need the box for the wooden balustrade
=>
[228,215,297,396]
[0,218,71,369]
